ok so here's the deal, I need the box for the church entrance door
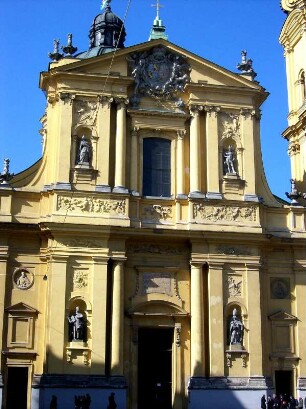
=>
[138,327,173,409]
[275,370,293,397]
[6,366,28,409]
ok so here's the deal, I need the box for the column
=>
[208,262,225,376]
[113,99,129,194]
[190,262,205,376]
[189,105,205,198]
[130,126,139,196]
[96,96,113,192]
[111,260,125,375]
[46,255,69,372]
[91,257,109,373]
[205,106,222,199]
[55,93,74,189]
[176,130,187,199]
[240,109,258,202]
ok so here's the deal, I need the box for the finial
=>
[0,158,14,185]
[101,0,111,11]
[48,39,63,61]
[236,50,257,80]
[62,34,78,56]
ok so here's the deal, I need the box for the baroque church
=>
[0,0,306,408]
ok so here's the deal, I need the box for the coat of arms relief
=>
[129,46,190,106]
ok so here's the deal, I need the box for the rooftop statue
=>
[237,50,257,79]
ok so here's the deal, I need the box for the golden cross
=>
[151,0,164,19]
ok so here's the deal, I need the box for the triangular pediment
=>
[269,310,298,321]
[5,302,39,315]
[43,39,265,94]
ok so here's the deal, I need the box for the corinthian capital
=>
[115,98,129,109]
[189,104,203,117]
[98,95,114,108]
[204,105,221,117]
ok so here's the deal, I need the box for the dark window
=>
[143,138,171,197]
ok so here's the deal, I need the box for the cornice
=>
[40,71,134,91]
[127,108,188,119]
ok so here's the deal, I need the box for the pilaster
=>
[246,262,263,376]
[205,106,222,199]
[176,130,187,199]
[113,99,129,194]
[208,262,225,376]
[46,254,69,372]
[190,261,205,376]
[130,127,139,196]
[0,247,9,370]
[189,105,205,198]
[96,96,113,192]
[56,93,74,187]
[91,257,109,373]
[240,109,258,202]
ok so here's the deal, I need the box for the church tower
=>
[280,0,306,189]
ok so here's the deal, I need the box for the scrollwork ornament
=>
[281,0,300,12]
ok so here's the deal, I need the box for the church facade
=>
[0,1,306,408]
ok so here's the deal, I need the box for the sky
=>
[0,0,290,199]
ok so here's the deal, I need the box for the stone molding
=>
[188,376,269,390]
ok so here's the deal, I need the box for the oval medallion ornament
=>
[13,268,34,290]
[130,46,190,104]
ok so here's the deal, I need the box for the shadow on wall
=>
[31,348,126,409]
[187,361,268,409]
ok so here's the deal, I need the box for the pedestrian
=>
[267,395,274,409]
[298,397,303,409]
[262,394,267,409]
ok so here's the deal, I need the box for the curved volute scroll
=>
[281,0,306,13]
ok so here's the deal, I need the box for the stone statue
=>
[68,306,86,341]
[77,136,92,165]
[16,271,31,289]
[229,308,244,345]
[224,146,237,174]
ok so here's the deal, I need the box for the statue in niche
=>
[68,306,86,341]
[224,145,237,175]
[229,308,244,345]
[77,136,92,165]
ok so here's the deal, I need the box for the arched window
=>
[143,137,171,197]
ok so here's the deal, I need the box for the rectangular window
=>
[143,138,171,197]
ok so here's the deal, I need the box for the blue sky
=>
[0,0,289,199]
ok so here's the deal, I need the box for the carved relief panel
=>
[130,267,184,311]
